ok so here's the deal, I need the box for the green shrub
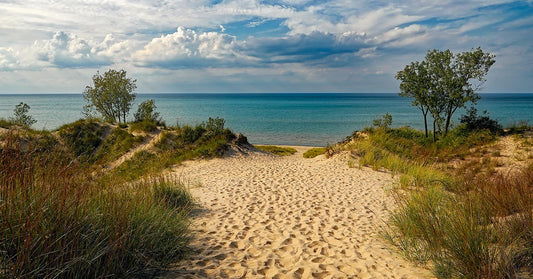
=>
[58,119,105,159]
[130,119,158,132]
[10,102,37,127]
[460,107,503,134]
[180,125,205,144]
[303,147,327,158]
[255,145,297,156]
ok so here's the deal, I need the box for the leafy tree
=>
[83,69,136,124]
[396,61,431,137]
[11,102,37,127]
[397,47,495,140]
[134,99,160,123]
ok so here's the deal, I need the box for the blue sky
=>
[0,0,532,93]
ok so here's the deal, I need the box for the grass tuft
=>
[255,145,297,156]
[303,147,327,158]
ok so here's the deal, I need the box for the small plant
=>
[203,117,226,136]
[10,102,37,127]
[255,145,297,156]
[303,147,327,158]
[372,112,392,129]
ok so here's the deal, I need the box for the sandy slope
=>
[165,147,433,278]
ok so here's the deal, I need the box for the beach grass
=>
[255,145,297,156]
[303,147,327,158]
[0,131,194,278]
[0,116,237,278]
[341,125,533,278]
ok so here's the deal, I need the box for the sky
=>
[0,0,532,94]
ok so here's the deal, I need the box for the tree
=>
[396,61,431,137]
[11,102,37,127]
[83,69,137,124]
[396,47,495,139]
[134,99,160,123]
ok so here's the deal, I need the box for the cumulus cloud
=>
[0,48,21,71]
[133,27,257,68]
[32,31,122,68]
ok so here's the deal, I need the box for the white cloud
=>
[0,48,21,71]
[133,27,255,68]
[32,31,128,68]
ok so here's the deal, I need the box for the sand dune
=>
[165,147,433,278]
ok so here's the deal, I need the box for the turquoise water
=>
[1,93,532,146]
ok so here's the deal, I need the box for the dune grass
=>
[255,145,297,156]
[0,131,195,278]
[0,117,238,278]
[303,147,327,158]
[340,125,533,278]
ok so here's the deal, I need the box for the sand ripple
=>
[165,148,432,278]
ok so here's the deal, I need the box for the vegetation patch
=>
[255,145,297,156]
[0,132,194,278]
[303,147,327,158]
[337,124,533,278]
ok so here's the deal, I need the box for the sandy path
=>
[166,148,432,278]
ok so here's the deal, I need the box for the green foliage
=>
[180,125,206,144]
[94,128,143,164]
[460,107,502,134]
[10,102,37,127]
[0,118,16,128]
[372,112,393,129]
[83,69,137,124]
[303,147,327,158]
[255,145,297,156]
[0,133,193,278]
[203,117,225,135]
[130,119,158,132]
[58,119,105,159]
[344,125,533,277]
[397,47,496,139]
[134,99,161,124]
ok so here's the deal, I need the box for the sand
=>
[165,146,433,278]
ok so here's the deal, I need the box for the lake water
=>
[1,93,532,146]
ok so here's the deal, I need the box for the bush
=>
[460,107,502,134]
[134,99,160,123]
[372,112,392,129]
[10,102,37,127]
[180,125,206,144]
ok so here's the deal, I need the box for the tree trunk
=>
[444,110,452,136]
[423,113,428,138]
[433,120,437,142]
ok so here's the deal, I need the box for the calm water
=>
[1,93,532,146]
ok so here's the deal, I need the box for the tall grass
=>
[0,132,194,278]
[342,126,533,278]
